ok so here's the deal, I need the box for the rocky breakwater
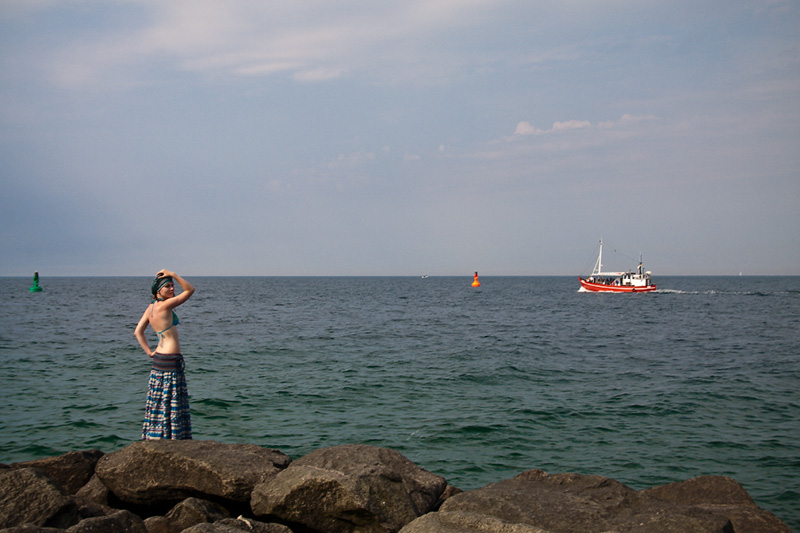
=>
[1,440,790,533]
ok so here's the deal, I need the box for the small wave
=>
[774,489,800,503]
[72,419,102,429]
[754,454,800,468]
[509,408,561,421]
[11,443,63,460]
[194,397,237,409]
[85,404,119,413]
[706,440,750,450]
[87,434,129,446]
[459,424,501,434]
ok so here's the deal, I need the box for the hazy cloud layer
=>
[2,0,798,275]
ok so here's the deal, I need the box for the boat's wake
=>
[656,288,794,296]
[657,289,695,294]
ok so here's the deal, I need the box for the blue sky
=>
[2,0,798,276]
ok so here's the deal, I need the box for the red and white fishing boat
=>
[579,239,656,293]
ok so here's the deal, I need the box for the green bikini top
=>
[152,299,179,340]
[156,311,179,339]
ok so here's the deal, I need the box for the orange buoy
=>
[472,271,480,287]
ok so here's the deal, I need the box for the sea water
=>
[1,276,798,529]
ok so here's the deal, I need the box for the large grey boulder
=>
[251,444,447,533]
[642,475,791,533]
[400,469,736,533]
[142,515,175,533]
[399,511,548,533]
[65,509,147,533]
[162,496,231,531]
[95,440,290,506]
[183,518,293,532]
[11,450,104,495]
[0,468,80,530]
[74,474,111,508]
[0,527,64,532]
[181,521,292,533]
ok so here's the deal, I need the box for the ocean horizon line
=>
[4,273,799,278]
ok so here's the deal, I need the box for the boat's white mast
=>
[599,239,603,273]
[593,238,603,276]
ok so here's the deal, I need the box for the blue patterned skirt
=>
[141,353,192,440]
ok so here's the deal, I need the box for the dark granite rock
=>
[164,497,231,531]
[400,511,546,532]
[251,444,447,533]
[642,475,791,533]
[0,467,80,530]
[400,469,735,533]
[185,518,294,532]
[64,509,147,533]
[0,527,65,533]
[74,474,111,508]
[95,440,290,506]
[435,484,463,508]
[179,525,247,533]
[142,515,175,533]
[11,450,104,495]
[2,445,791,532]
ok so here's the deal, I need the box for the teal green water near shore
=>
[1,276,798,528]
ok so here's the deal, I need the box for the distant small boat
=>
[421,274,429,279]
[579,239,656,293]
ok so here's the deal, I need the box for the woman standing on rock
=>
[134,269,195,440]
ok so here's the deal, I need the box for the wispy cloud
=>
[25,0,511,89]
[327,150,376,169]
[514,114,656,137]
[513,119,592,136]
[514,121,543,136]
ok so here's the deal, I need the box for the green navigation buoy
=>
[30,271,43,292]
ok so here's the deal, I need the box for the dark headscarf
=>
[151,275,174,297]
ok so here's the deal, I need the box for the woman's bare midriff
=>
[155,330,181,354]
